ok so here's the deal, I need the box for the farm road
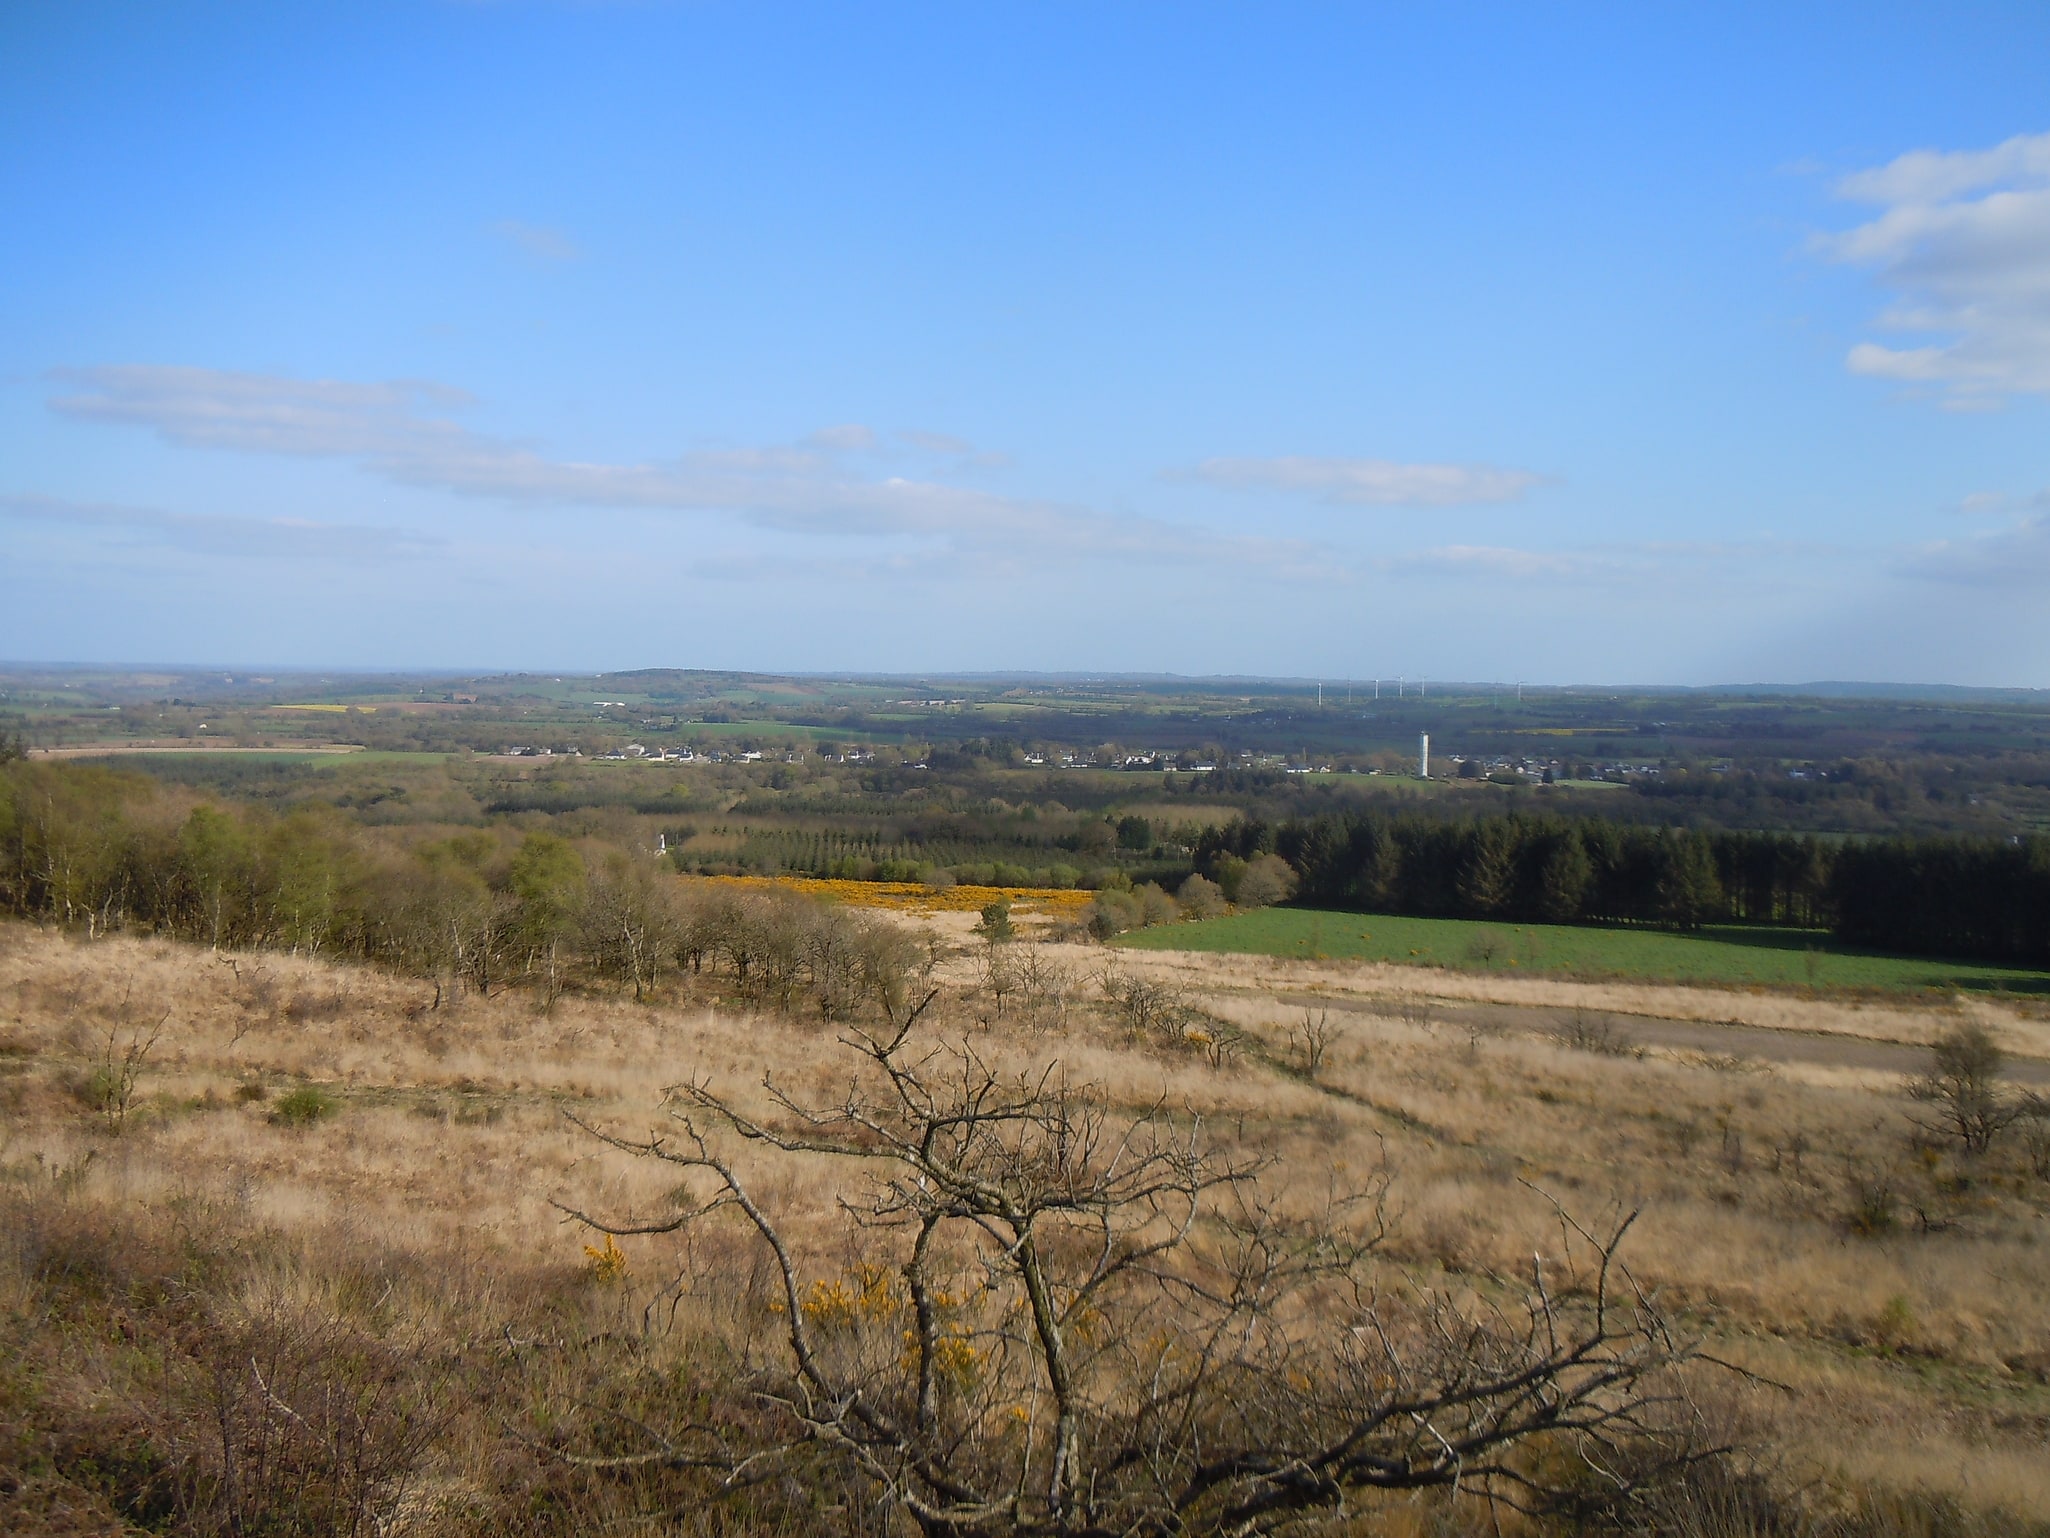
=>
[906,912,2050,1083]
[1274,993,2050,1086]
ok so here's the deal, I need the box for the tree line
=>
[1198,810,2050,965]
[0,760,920,1012]
[8,760,2046,970]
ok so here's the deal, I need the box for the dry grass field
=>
[2,914,2048,1535]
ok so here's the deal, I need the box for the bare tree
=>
[558,997,1707,1535]
[1910,1021,2022,1155]
[578,854,676,1003]
[1012,944,1075,1035]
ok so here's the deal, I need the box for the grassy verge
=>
[1117,906,2050,993]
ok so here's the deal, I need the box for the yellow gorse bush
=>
[695,874,1093,917]
[582,1233,628,1283]
[800,1263,903,1327]
[797,1265,989,1389]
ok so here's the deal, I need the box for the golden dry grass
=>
[2,916,2047,1531]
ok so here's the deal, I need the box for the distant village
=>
[487,738,1702,783]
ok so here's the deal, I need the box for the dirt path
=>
[893,911,2050,1082]
[1084,944,2050,1058]
[1256,989,2050,1085]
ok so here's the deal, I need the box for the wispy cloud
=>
[1818,130,2050,405]
[897,428,1011,468]
[1955,488,2050,516]
[45,364,1313,572]
[805,423,875,452]
[1184,455,1544,507]
[491,219,582,263]
[1900,516,2050,588]
[1390,544,1592,578]
[1379,537,1858,593]
[0,493,438,561]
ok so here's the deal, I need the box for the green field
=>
[75,749,451,766]
[1117,906,2050,993]
[72,749,359,764]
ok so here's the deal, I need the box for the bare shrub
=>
[1288,1007,1343,1080]
[70,1017,161,1133]
[2020,1100,2050,1181]
[1184,1014,1247,1070]
[1013,942,1075,1034]
[1465,928,1509,968]
[1396,992,1433,1031]
[1562,1009,1633,1057]
[1097,963,1189,1038]
[560,999,1708,1536]
[975,936,1018,1023]
[183,1301,446,1538]
[1845,1169,1898,1237]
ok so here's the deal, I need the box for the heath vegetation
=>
[2,882,2048,1535]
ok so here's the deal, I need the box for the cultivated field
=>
[2,917,2048,1535]
[1120,906,2050,995]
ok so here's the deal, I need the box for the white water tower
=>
[1419,732,1430,778]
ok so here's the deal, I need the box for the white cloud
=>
[0,493,438,561]
[1187,455,1543,506]
[45,365,1316,572]
[1819,130,2050,403]
[491,219,582,263]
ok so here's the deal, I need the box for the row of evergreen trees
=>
[1197,811,2050,965]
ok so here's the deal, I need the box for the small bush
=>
[1233,853,1297,909]
[1846,1173,1897,1236]
[1134,882,1179,927]
[976,896,1015,941]
[1089,889,1143,939]
[1560,1009,1631,1056]
[1175,873,1226,920]
[269,1086,336,1127]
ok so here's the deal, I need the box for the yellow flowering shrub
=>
[694,874,1093,917]
[582,1233,628,1283]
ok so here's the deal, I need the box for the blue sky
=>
[3,2,2048,684]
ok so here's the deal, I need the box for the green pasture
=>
[1117,906,2049,994]
[77,749,363,765]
